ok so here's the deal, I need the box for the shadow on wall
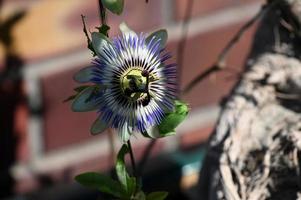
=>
[0,0,26,197]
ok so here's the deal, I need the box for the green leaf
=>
[71,86,100,112]
[96,24,110,36]
[116,144,137,197]
[91,32,111,57]
[102,0,124,15]
[75,172,125,198]
[90,117,108,135]
[134,191,146,200]
[146,191,168,200]
[145,29,168,49]
[73,66,94,83]
[116,144,129,187]
[158,100,189,136]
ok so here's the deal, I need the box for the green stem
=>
[98,0,107,26]
[138,139,156,176]
[127,140,137,177]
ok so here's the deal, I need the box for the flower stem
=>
[127,140,137,177]
[138,139,156,176]
[98,0,107,26]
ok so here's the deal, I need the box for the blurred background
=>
[0,0,263,199]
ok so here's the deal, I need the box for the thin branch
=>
[81,15,92,43]
[217,5,268,67]
[127,140,137,177]
[137,139,156,176]
[177,0,194,89]
[182,3,273,95]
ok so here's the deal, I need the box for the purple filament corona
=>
[90,33,177,135]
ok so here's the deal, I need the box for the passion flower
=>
[72,24,177,142]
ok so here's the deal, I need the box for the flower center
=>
[120,68,149,101]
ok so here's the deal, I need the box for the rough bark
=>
[197,0,301,199]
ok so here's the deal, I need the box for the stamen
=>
[120,67,149,102]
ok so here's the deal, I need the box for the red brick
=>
[41,65,108,151]
[0,0,164,65]
[15,103,29,162]
[174,0,263,21]
[67,0,164,36]
[165,21,258,108]
[180,125,214,149]
[72,139,165,178]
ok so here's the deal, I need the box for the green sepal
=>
[73,66,94,83]
[87,42,96,56]
[90,117,108,135]
[75,172,125,198]
[143,126,176,139]
[74,85,90,93]
[158,100,189,136]
[141,129,152,138]
[145,29,168,49]
[118,124,132,142]
[116,144,137,197]
[96,24,110,36]
[146,191,168,200]
[102,0,124,15]
[91,32,111,57]
[71,86,100,112]
[143,126,160,138]
[119,22,137,37]
[64,85,91,103]
[160,131,176,137]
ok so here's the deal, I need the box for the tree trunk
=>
[197,0,301,199]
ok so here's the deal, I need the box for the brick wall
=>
[0,0,263,194]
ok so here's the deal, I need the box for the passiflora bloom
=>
[72,24,177,142]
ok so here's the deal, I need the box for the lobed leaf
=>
[75,172,125,198]
[116,144,137,197]
[134,191,146,200]
[146,191,168,200]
